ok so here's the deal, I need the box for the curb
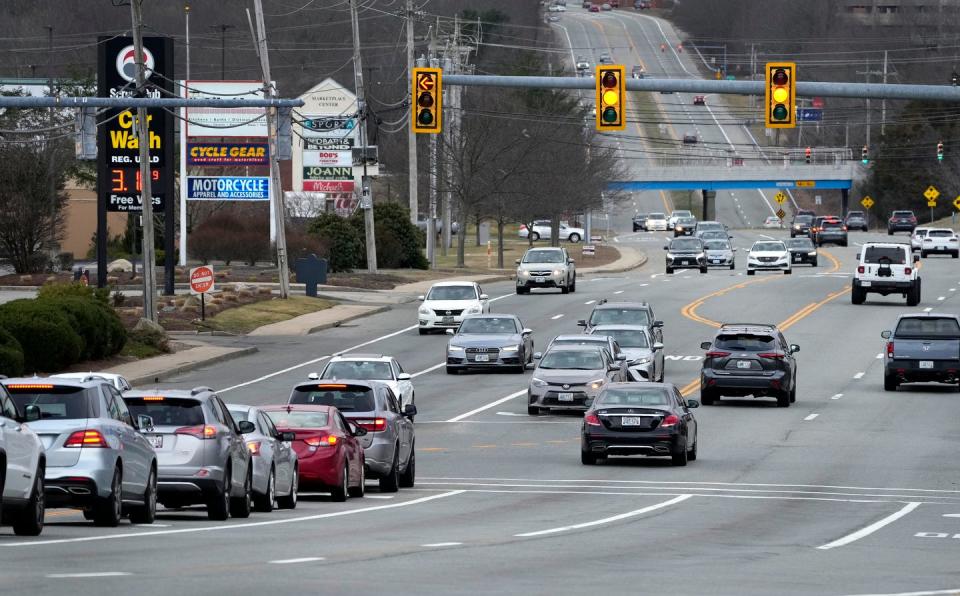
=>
[301,305,392,335]
[125,345,259,387]
[580,252,648,275]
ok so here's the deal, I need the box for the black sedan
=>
[446,314,534,374]
[581,382,699,466]
[787,237,818,266]
[664,237,707,274]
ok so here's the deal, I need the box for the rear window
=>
[714,334,776,351]
[7,385,97,420]
[892,211,914,218]
[289,385,375,412]
[589,308,651,327]
[929,230,954,238]
[597,388,670,406]
[125,397,205,426]
[863,246,906,264]
[591,328,649,348]
[265,410,330,429]
[321,361,393,381]
[895,317,960,339]
[823,221,844,229]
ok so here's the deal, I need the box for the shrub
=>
[285,223,329,269]
[57,252,74,271]
[0,300,82,372]
[308,213,364,272]
[350,203,428,270]
[0,326,24,377]
[37,281,110,305]
[35,284,126,360]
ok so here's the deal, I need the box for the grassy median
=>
[200,296,335,335]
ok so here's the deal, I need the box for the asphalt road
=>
[4,205,960,595]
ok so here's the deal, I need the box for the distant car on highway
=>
[548,4,566,11]
[581,382,698,466]
[693,95,706,105]
[576,58,590,71]
[699,323,799,407]
[747,240,791,275]
[763,216,783,229]
[417,281,489,334]
[645,212,668,231]
[633,212,649,232]
[919,228,960,258]
[703,238,736,269]
[911,227,932,251]
[589,4,600,11]
[790,214,813,237]
[664,237,708,274]
[226,404,299,512]
[814,219,848,247]
[515,246,576,294]
[315,354,414,409]
[518,220,584,243]
[634,0,651,8]
[631,65,645,79]
[601,3,612,10]
[844,210,868,232]
[667,209,693,228]
[881,314,960,391]
[527,345,626,415]
[445,314,534,374]
[0,384,44,536]
[851,242,920,306]
[578,300,663,344]
[589,325,663,382]
[599,52,612,64]
[787,236,818,266]
[682,132,699,144]
[888,210,917,235]
[673,216,697,236]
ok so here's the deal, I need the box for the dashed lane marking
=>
[925,307,934,312]
[269,557,325,565]
[584,300,596,305]
[46,572,132,578]
[854,372,865,379]
[876,353,884,359]
[422,542,463,548]
[804,413,819,421]
[447,389,527,423]
[513,495,692,538]
[817,501,922,550]
[551,314,565,320]
[831,394,843,400]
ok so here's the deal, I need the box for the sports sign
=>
[186,176,270,201]
[186,142,269,166]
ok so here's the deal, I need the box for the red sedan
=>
[261,404,366,502]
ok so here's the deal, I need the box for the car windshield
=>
[913,229,929,237]
[714,334,776,351]
[929,230,954,238]
[523,250,564,264]
[672,211,692,218]
[671,239,702,251]
[895,317,960,339]
[592,329,649,348]
[648,213,665,220]
[289,385,375,412]
[864,246,906,264]
[677,217,697,225]
[265,410,330,429]
[458,317,519,334]
[7,385,94,420]
[704,240,730,250]
[426,285,476,300]
[321,361,393,381]
[699,222,723,230]
[539,350,604,370]
[124,397,204,426]
[788,238,814,249]
[700,231,726,240]
[589,308,650,327]
[597,388,670,406]
[753,242,785,252]
[794,215,813,224]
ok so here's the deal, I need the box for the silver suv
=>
[123,388,255,521]
[288,380,416,492]
[0,384,45,535]
[4,377,158,527]
[528,345,627,415]
[516,247,576,295]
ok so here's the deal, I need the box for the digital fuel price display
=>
[107,167,165,212]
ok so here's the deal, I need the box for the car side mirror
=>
[279,431,296,442]
[732,247,738,252]
[653,342,664,351]
[653,321,664,328]
[728,235,734,238]
[881,330,892,339]
[913,254,920,263]
[445,328,455,336]
[403,404,418,418]
[616,353,627,361]
[686,399,700,408]
[533,352,543,360]
[137,414,155,433]
[790,344,800,353]
[22,404,41,422]
[480,294,489,300]
[237,420,256,434]
[568,258,575,264]
[521,328,533,336]
[608,363,620,371]
[663,245,669,250]
[397,373,412,381]
[351,424,368,437]
[307,372,319,380]
[577,319,587,327]
[700,341,712,350]
[417,295,425,301]
[515,259,521,265]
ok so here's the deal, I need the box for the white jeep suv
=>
[852,242,920,306]
[418,281,489,334]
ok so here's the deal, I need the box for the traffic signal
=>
[412,67,442,134]
[595,65,626,131]
[938,141,944,162]
[862,145,869,165]
[764,62,796,129]
[805,146,812,164]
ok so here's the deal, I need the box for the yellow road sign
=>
[924,185,940,200]
[776,208,786,219]
[774,192,787,204]
[928,199,938,208]
[954,195,960,211]
[861,196,874,209]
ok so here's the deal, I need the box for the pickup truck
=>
[881,314,960,391]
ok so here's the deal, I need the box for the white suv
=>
[417,281,489,334]
[852,242,920,306]
[919,228,960,259]
[0,385,45,535]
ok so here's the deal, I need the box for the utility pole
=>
[46,25,57,265]
[441,53,452,257]
[881,50,888,137]
[856,60,884,150]
[252,0,291,298]
[179,4,190,267]
[349,0,377,272]
[129,0,157,322]
[211,24,234,79]
[405,0,418,225]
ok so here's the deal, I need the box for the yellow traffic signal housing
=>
[412,67,442,134]
[595,65,626,131]
[764,62,796,129]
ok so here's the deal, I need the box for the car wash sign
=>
[186,176,270,201]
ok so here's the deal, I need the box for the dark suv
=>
[888,210,917,235]
[814,219,848,247]
[845,210,868,232]
[790,214,813,238]
[699,323,799,408]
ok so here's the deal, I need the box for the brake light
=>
[842,226,848,231]
[887,341,894,358]
[316,384,346,389]
[705,351,731,358]
[7,383,54,390]
[175,425,218,439]
[905,267,912,275]
[246,441,261,456]
[304,435,338,446]
[354,418,387,432]
[64,430,108,448]
[660,414,680,428]
[757,352,785,359]
[141,396,165,401]
[584,413,602,426]
[857,265,865,274]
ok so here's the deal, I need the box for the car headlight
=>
[531,377,548,387]
[553,269,563,276]
[587,378,606,390]
[632,357,652,365]
[808,251,817,256]
[448,345,465,355]
[501,345,520,352]
[466,305,481,314]
[793,225,800,230]
[519,269,530,277]
[419,307,431,315]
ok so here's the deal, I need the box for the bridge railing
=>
[651,146,855,169]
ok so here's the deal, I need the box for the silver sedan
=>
[227,404,299,511]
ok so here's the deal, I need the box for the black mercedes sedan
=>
[446,314,534,374]
[581,382,699,466]
[787,236,818,266]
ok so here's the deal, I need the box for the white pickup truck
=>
[852,242,921,306]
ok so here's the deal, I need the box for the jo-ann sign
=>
[187,143,269,166]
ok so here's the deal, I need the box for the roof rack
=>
[191,386,214,396]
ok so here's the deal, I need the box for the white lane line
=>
[551,314,565,320]
[614,290,624,295]
[447,390,527,423]
[924,307,933,312]
[268,557,325,565]
[840,589,960,596]
[2,491,465,548]
[411,363,445,378]
[951,288,957,292]
[759,234,775,240]
[584,299,596,305]
[876,353,884,359]
[514,494,691,538]
[363,495,395,500]
[46,572,132,578]
[817,501,922,550]
[938,296,946,301]
[421,542,463,548]
[854,372,865,379]
[639,283,649,287]
[831,393,843,400]
[804,413,819,421]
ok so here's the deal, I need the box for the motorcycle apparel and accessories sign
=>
[186,176,270,201]
[187,142,269,166]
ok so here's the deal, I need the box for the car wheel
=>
[790,232,795,238]
[687,433,698,461]
[530,232,540,241]
[700,266,708,274]
[729,263,735,270]
[671,441,688,466]
[581,450,598,465]
[230,468,252,519]
[812,258,818,267]
[700,389,716,406]
[527,404,540,416]
[666,267,673,274]
[93,466,122,527]
[569,233,581,243]
[570,275,576,292]
[378,449,400,493]
[790,385,797,403]
[841,241,848,247]
[851,285,865,304]
[277,465,298,509]
[253,467,276,513]
[747,269,755,276]
[418,328,428,335]
[207,464,231,521]
[348,461,366,498]
[331,463,349,502]
[11,463,44,536]
[884,374,899,391]
[888,229,893,236]
[921,251,927,259]
[446,366,458,375]
[784,269,792,275]
[516,286,527,295]
[129,466,157,524]
[399,445,416,489]
[906,281,921,307]
[776,390,790,407]
[561,283,570,294]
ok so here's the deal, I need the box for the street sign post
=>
[190,265,215,321]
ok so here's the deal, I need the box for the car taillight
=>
[64,430,108,448]
[842,226,848,231]
[584,413,602,426]
[175,425,218,439]
[660,414,680,428]
[705,351,730,358]
[887,341,894,358]
[304,435,337,447]
[857,265,865,274]
[354,418,387,432]
[246,441,261,455]
[757,352,785,359]
[905,267,912,275]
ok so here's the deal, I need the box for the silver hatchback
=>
[4,377,158,527]
[123,388,255,520]
[288,380,416,492]
[227,404,299,511]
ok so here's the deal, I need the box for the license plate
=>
[535,276,545,283]
[442,316,454,323]
[793,255,801,261]
[558,392,574,402]
[621,416,641,426]
[737,360,752,369]
[920,360,934,369]
[711,259,720,264]
[148,435,163,449]
[860,281,871,287]
[474,354,489,362]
